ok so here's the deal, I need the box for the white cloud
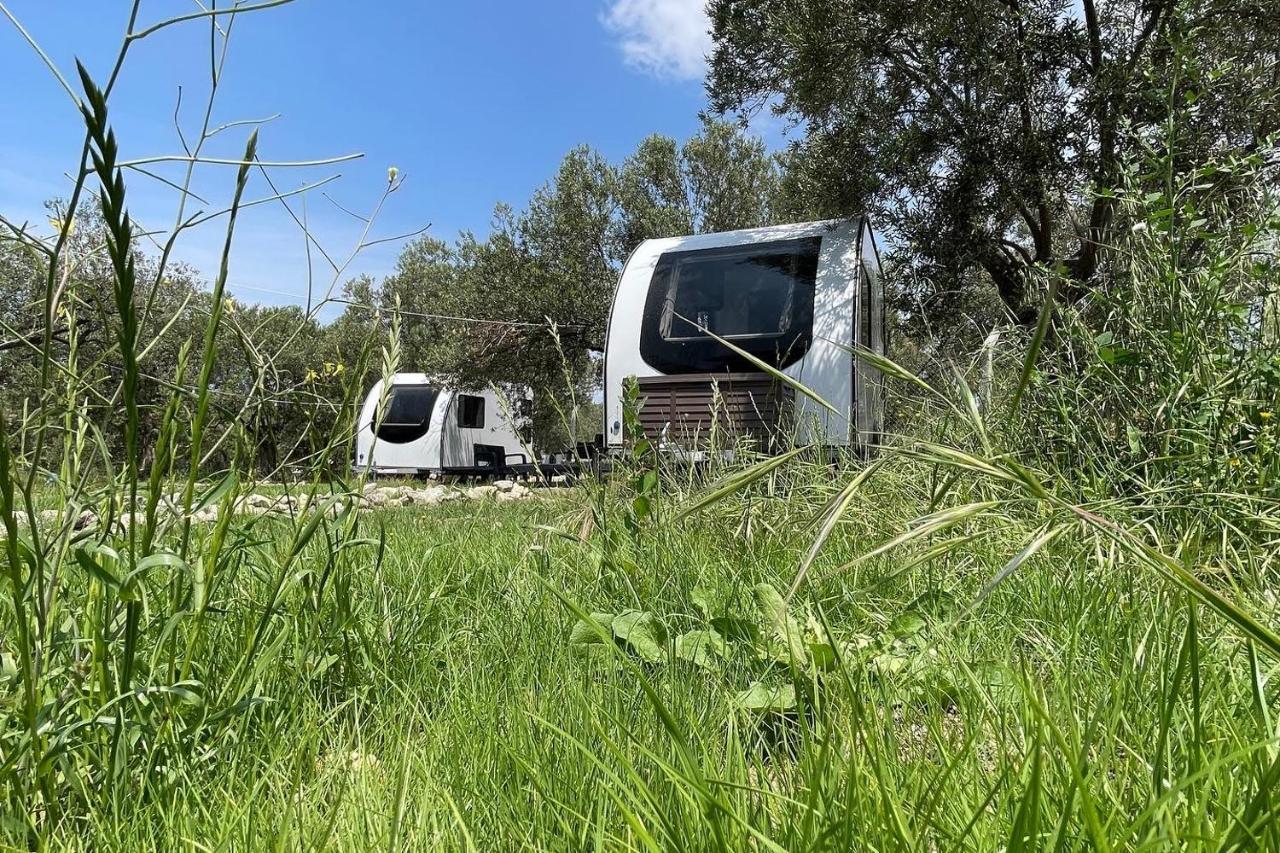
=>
[602,0,711,81]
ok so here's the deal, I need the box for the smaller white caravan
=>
[354,374,531,477]
[603,218,886,453]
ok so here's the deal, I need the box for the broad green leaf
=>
[754,583,808,666]
[611,610,667,662]
[690,586,716,620]
[711,615,759,644]
[74,544,120,588]
[569,612,615,646]
[734,682,797,713]
[675,629,726,670]
[808,641,839,671]
[870,651,912,677]
[889,611,927,640]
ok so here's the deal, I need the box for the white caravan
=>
[354,374,531,477]
[603,218,885,453]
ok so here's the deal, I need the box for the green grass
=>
[20,465,1275,850]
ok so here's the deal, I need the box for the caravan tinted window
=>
[375,385,439,444]
[456,394,485,428]
[639,237,819,374]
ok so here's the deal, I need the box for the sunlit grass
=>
[15,466,1274,850]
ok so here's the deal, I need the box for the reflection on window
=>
[641,237,820,374]
[661,252,801,340]
[376,385,439,444]
[456,394,485,429]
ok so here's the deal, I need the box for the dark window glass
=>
[456,394,485,429]
[639,237,820,374]
[375,385,439,444]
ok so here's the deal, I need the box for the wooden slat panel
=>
[634,373,794,448]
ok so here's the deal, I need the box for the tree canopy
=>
[707,0,1279,324]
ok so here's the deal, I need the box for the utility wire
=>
[227,281,588,330]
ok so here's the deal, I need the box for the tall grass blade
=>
[788,459,883,598]
[1011,272,1059,408]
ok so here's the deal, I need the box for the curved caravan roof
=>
[623,218,865,262]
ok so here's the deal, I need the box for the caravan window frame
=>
[638,236,820,374]
[375,385,439,444]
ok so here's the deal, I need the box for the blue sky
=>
[0,1,754,318]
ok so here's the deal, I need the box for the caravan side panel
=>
[798,223,859,445]
[439,388,528,471]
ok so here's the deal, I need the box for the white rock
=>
[466,485,498,500]
[493,479,516,492]
[497,484,533,502]
[407,486,450,504]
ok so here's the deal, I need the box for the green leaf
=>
[869,651,912,677]
[807,641,839,671]
[734,682,796,713]
[611,610,667,662]
[192,469,238,515]
[119,551,188,601]
[675,630,726,670]
[754,583,808,666]
[888,611,927,640]
[690,586,716,620]
[569,612,615,646]
[711,615,759,644]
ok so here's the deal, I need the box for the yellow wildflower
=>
[1228,458,1241,467]
[305,368,319,383]
[1261,411,1273,421]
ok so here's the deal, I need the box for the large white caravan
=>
[354,374,531,477]
[602,218,885,453]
